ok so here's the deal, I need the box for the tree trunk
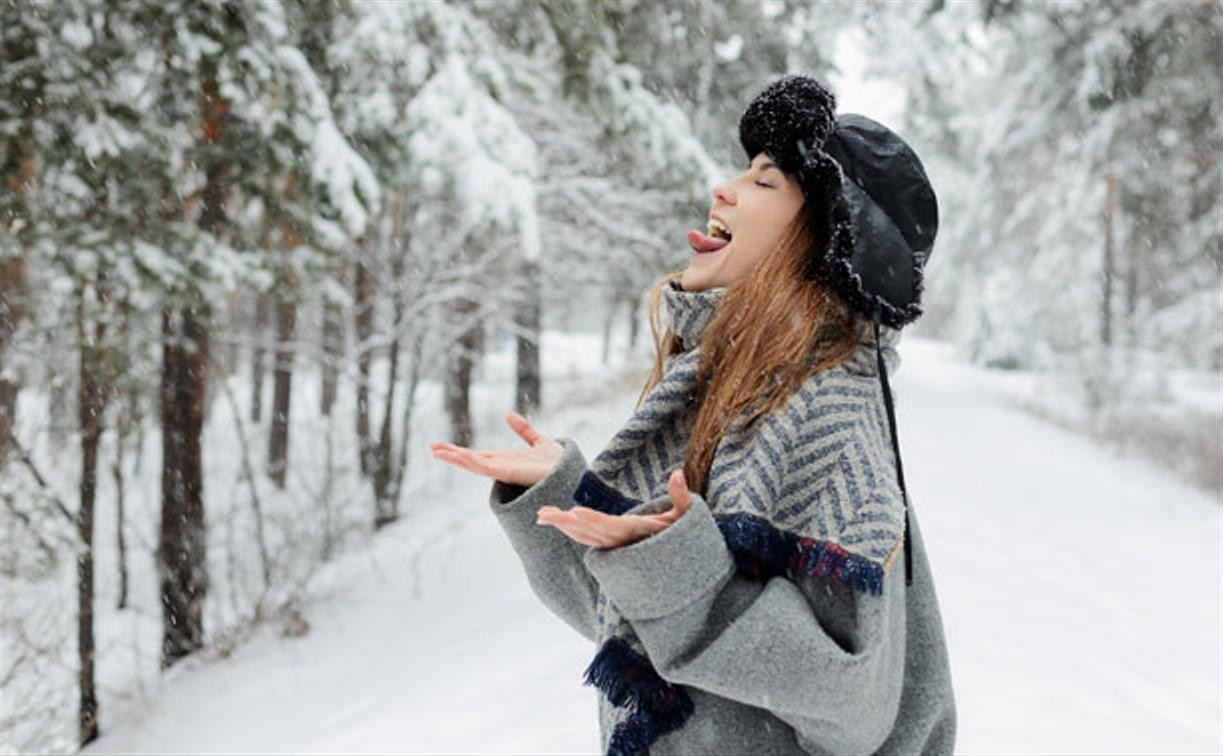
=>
[75,282,107,748]
[0,42,38,467]
[113,296,133,611]
[158,304,210,669]
[320,292,342,416]
[515,261,542,416]
[1124,226,1140,349]
[353,245,374,476]
[0,231,32,471]
[389,331,425,520]
[1100,172,1117,348]
[626,293,641,353]
[113,444,128,611]
[601,295,617,367]
[0,373,17,469]
[250,291,269,423]
[372,327,399,522]
[445,296,481,450]
[268,264,297,490]
[373,193,406,525]
[160,59,223,669]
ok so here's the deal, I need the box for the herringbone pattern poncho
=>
[572,278,907,754]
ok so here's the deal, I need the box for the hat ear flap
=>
[797,150,855,283]
[799,148,925,329]
[839,177,922,324]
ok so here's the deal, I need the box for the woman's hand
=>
[537,468,694,549]
[429,410,563,487]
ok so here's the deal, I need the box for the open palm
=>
[537,468,693,549]
[431,411,694,550]
[429,410,563,487]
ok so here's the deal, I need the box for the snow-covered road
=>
[85,335,1223,755]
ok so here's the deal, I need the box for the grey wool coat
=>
[489,286,957,755]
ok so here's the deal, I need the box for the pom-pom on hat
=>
[738,74,939,330]
[739,74,839,175]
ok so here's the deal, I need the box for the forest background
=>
[0,0,1219,752]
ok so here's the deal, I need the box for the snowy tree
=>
[862,0,1221,379]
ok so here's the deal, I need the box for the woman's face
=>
[682,152,805,292]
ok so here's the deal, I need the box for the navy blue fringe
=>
[584,637,694,756]
[716,510,886,596]
[716,511,793,579]
[793,533,886,595]
[608,710,656,756]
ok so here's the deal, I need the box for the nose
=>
[712,180,735,206]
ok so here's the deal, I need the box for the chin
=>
[680,270,705,291]
[682,268,723,292]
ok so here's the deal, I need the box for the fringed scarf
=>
[572,278,906,756]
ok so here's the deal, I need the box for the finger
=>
[567,524,610,547]
[432,441,485,454]
[543,508,604,533]
[640,512,677,526]
[432,443,498,462]
[599,518,662,548]
[506,410,543,447]
[544,516,610,547]
[567,506,616,525]
[430,447,467,467]
[546,508,640,548]
[668,469,693,514]
[625,514,670,538]
[583,511,665,546]
[432,446,497,477]
[567,507,648,537]
[430,444,468,461]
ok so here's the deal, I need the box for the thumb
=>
[506,410,543,446]
[668,469,692,515]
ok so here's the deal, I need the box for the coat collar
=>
[661,278,727,351]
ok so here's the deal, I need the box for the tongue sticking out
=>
[688,229,730,253]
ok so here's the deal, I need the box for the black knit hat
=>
[738,74,938,330]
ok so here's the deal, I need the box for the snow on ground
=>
[899,338,1222,753]
[81,332,1222,755]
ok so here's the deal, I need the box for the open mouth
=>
[688,219,732,254]
[707,217,733,242]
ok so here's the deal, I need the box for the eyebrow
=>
[752,159,781,174]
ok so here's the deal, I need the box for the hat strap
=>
[873,306,913,587]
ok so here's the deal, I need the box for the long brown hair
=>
[639,209,863,497]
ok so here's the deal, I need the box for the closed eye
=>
[754,181,772,188]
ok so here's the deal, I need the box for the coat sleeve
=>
[579,412,908,755]
[488,436,602,644]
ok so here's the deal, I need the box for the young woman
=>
[430,75,956,756]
